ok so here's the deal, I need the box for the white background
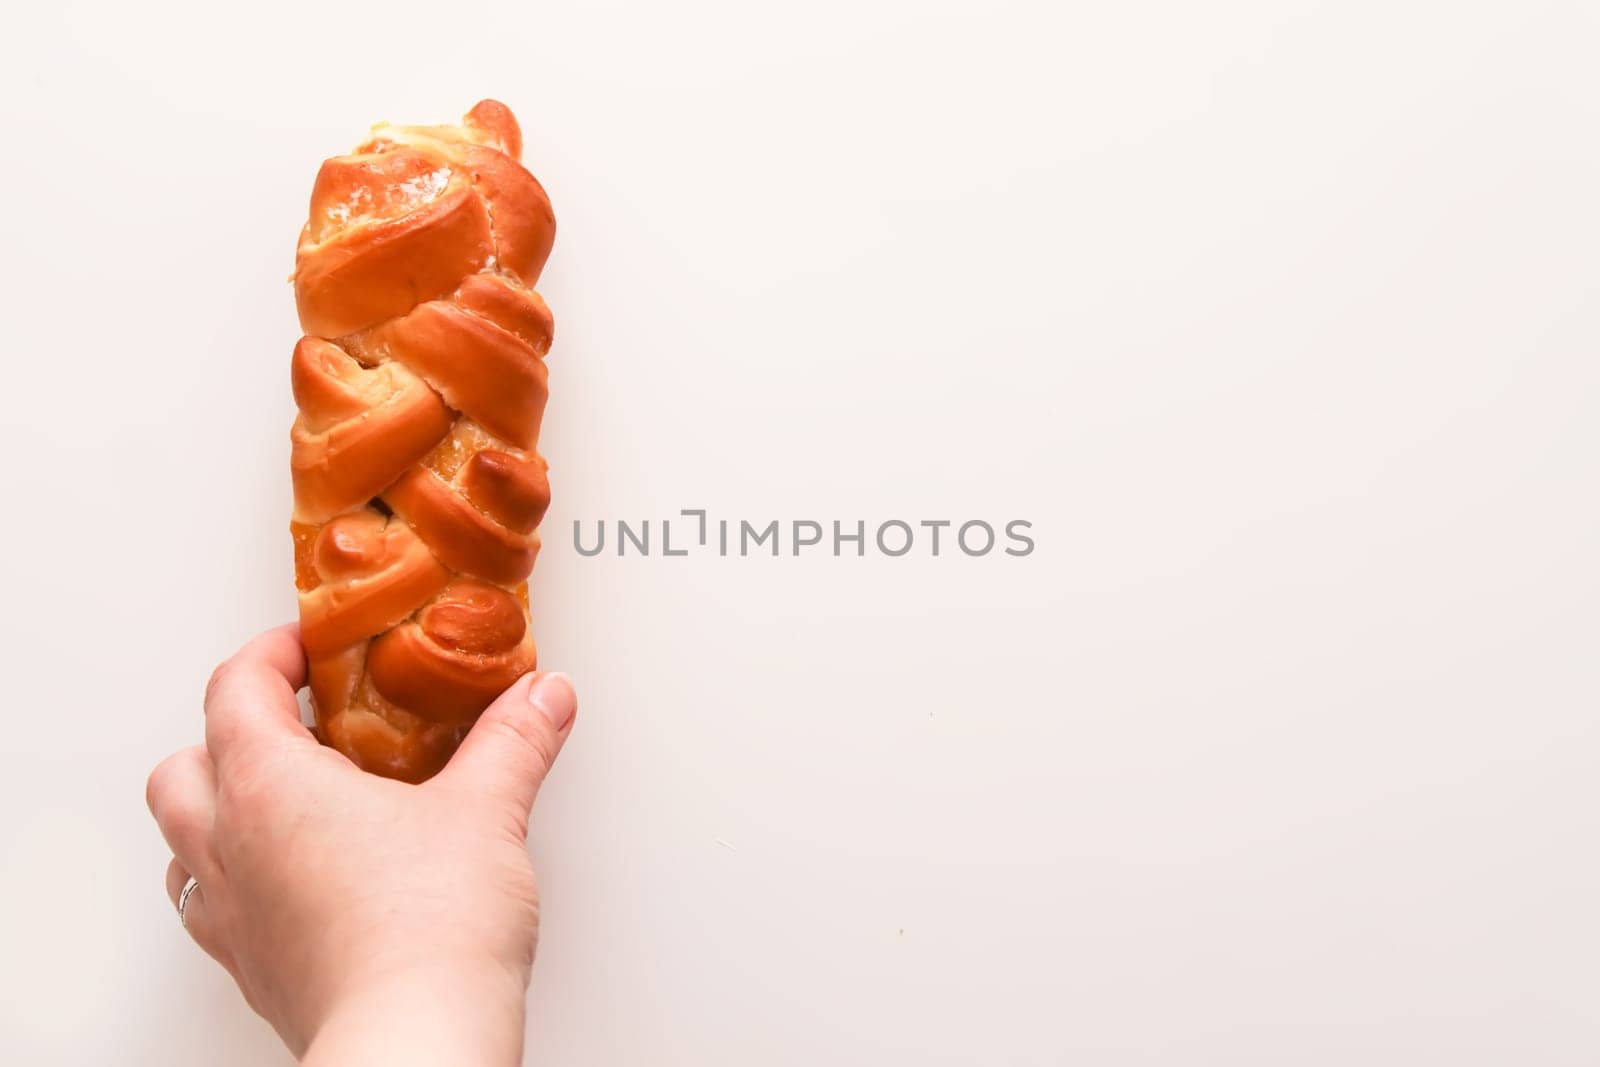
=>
[2,1,1597,1063]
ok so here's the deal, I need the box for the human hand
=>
[145,625,577,1065]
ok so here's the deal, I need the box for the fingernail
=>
[527,672,576,731]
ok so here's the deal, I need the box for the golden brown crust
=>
[290,338,455,524]
[362,298,549,448]
[384,466,542,587]
[296,182,494,339]
[289,101,554,782]
[367,581,535,725]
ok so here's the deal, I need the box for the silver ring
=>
[177,876,200,930]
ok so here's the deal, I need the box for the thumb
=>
[440,671,577,821]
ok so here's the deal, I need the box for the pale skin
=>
[145,624,577,1064]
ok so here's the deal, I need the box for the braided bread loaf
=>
[289,100,556,782]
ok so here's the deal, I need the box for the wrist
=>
[301,958,528,1066]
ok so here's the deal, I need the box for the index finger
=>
[203,623,313,764]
